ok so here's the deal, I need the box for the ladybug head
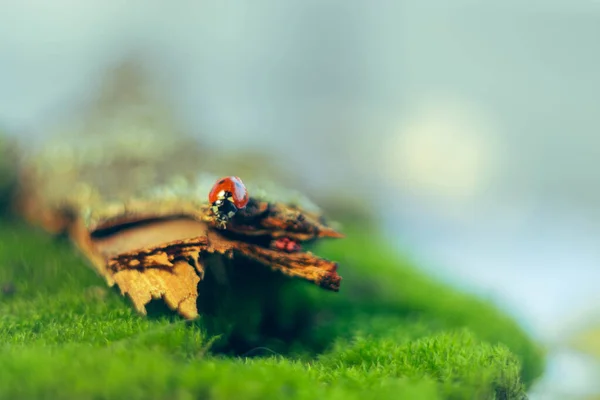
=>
[211,190,238,227]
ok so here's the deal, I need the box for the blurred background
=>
[1,1,599,398]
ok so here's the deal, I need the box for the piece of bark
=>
[113,260,201,319]
[15,66,343,318]
[20,166,343,320]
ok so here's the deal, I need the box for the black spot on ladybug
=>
[218,179,226,184]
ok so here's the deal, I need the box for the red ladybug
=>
[208,176,249,227]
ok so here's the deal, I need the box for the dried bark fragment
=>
[113,260,201,319]
[232,242,340,291]
[223,200,344,240]
[19,166,344,320]
[18,152,344,319]
[15,64,343,319]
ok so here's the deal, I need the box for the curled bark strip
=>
[233,243,340,291]
[225,200,344,241]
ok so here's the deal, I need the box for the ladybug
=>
[208,176,249,228]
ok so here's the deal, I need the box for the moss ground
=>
[0,219,544,399]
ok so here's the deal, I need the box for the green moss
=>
[0,221,543,399]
